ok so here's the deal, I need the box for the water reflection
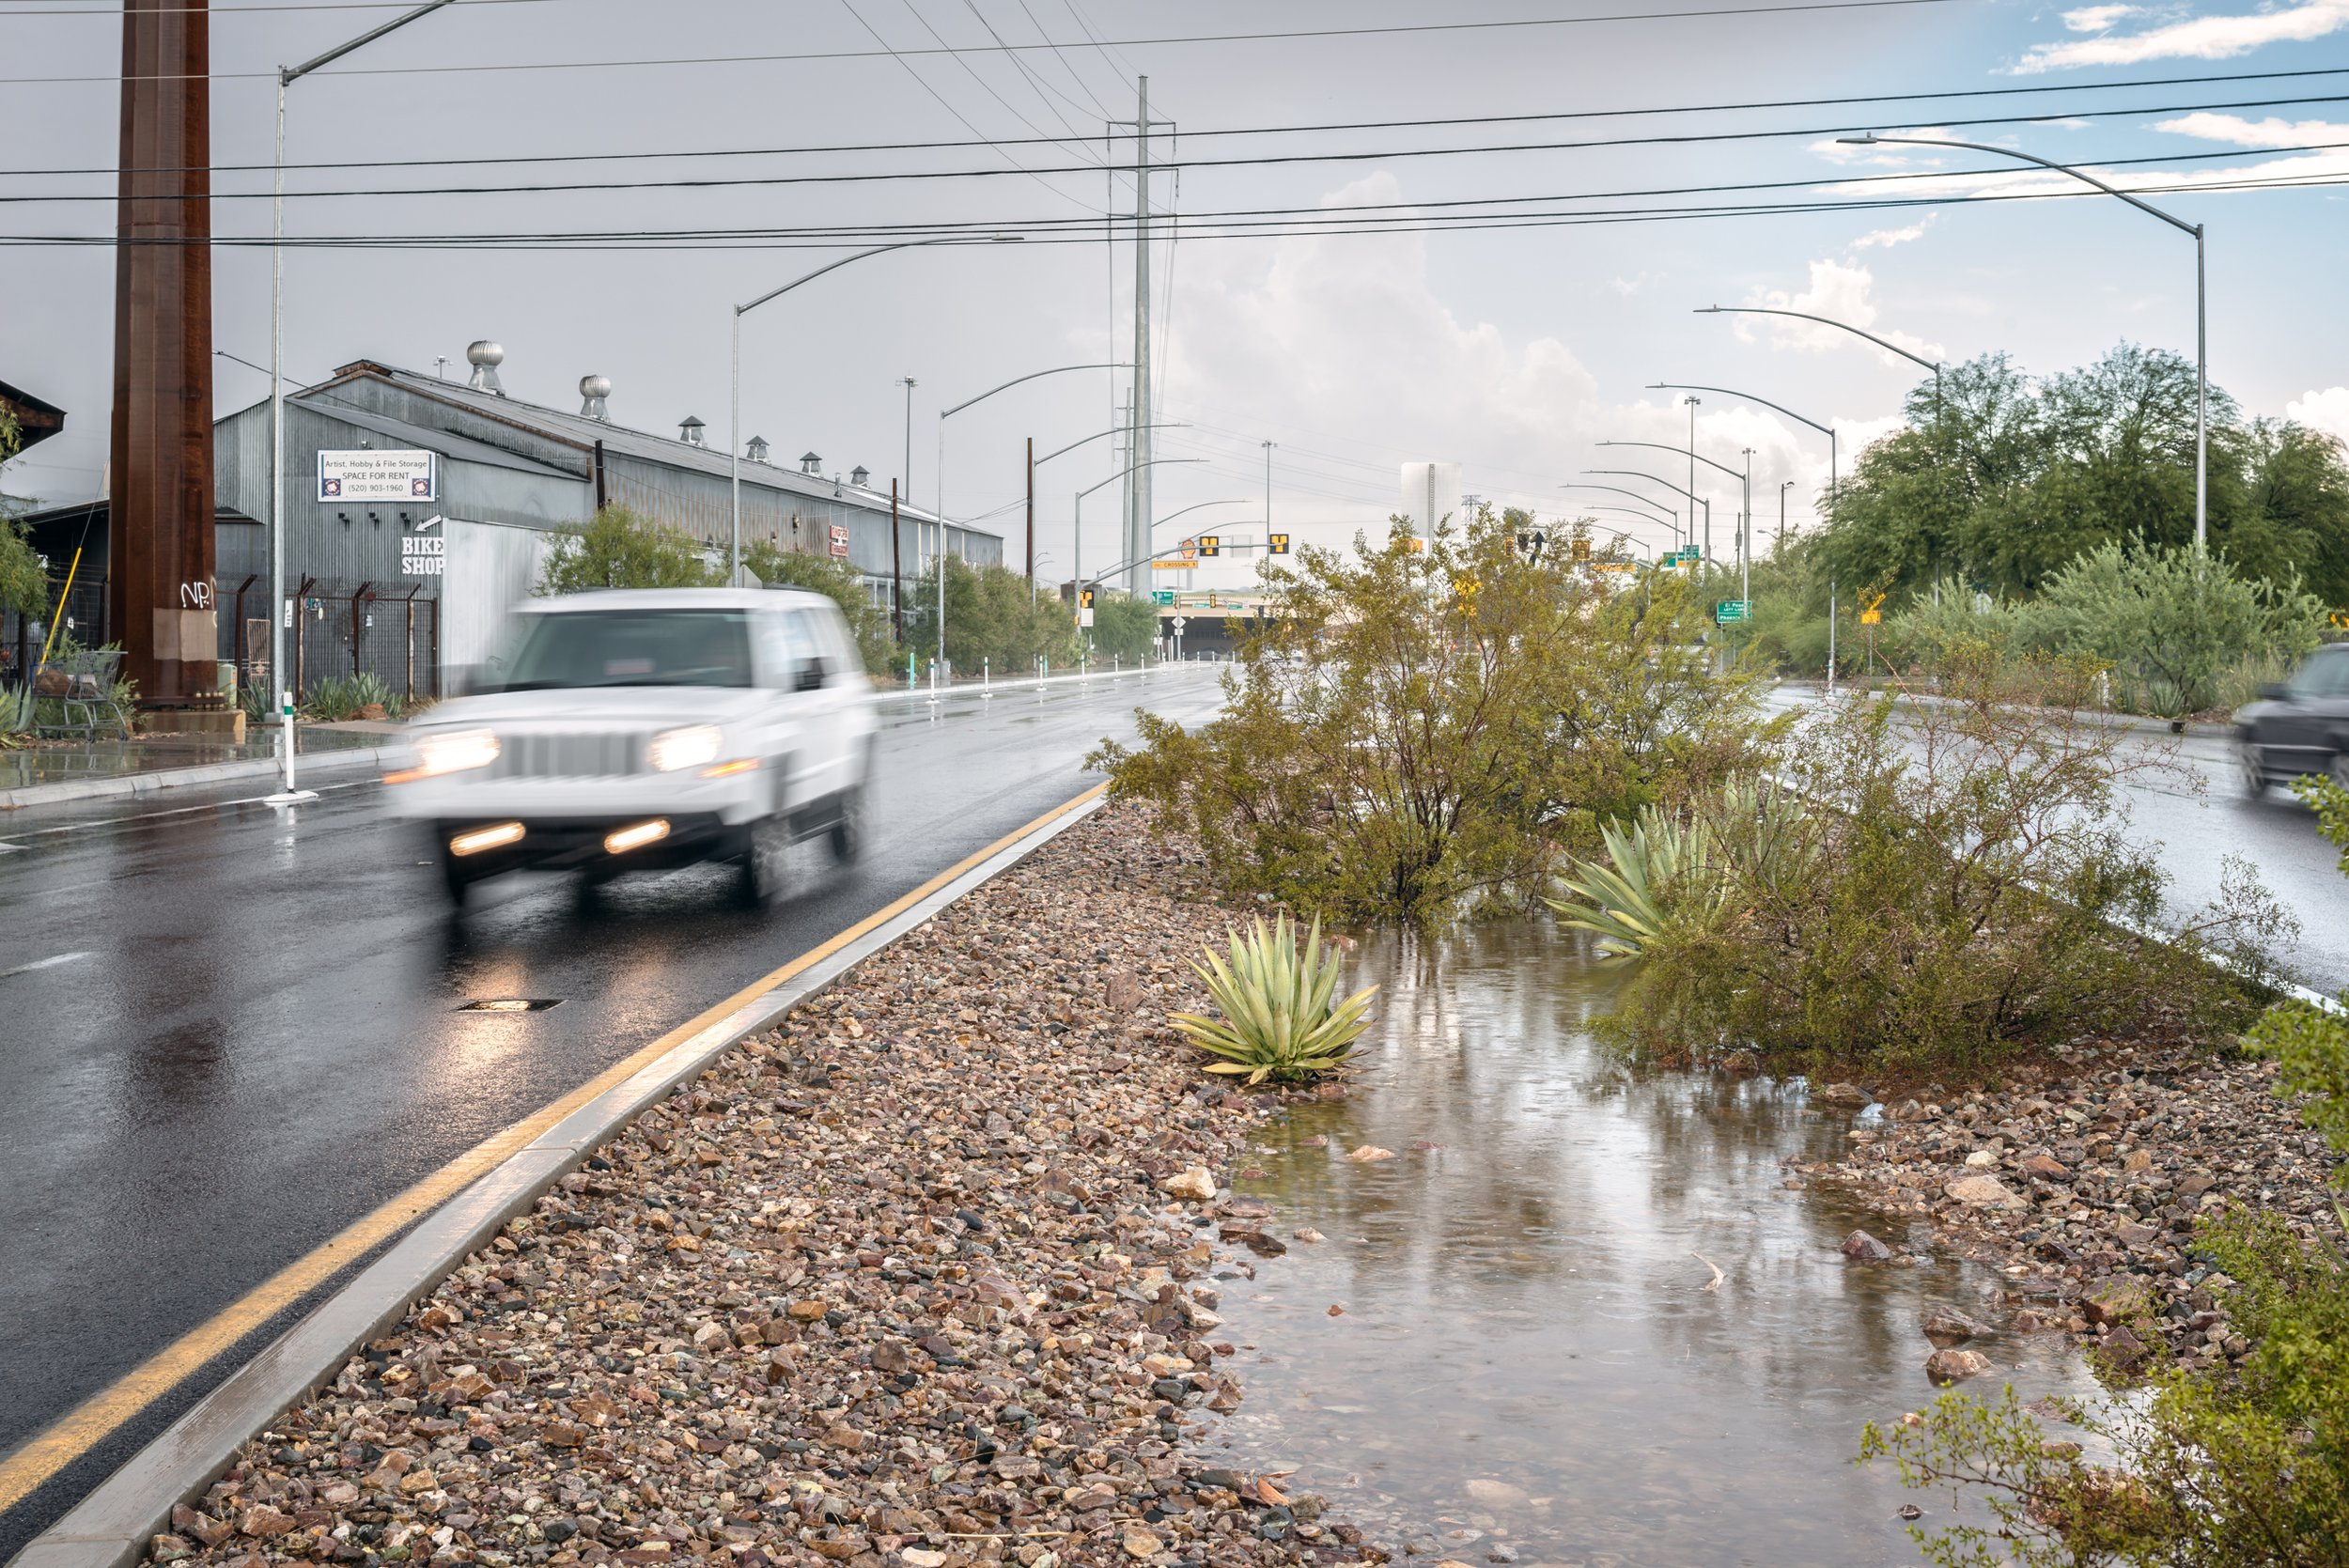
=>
[1204,922,2102,1567]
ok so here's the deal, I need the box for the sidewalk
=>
[0,723,398,812]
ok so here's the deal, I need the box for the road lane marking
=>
[0,951,92,981]
[0,780,1110,1514]
[0,780,375,841]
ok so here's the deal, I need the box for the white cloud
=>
[1156,172,1875,549]
[1610,276,1644,296]
[1814,115,2349,209]
[1851,216,1935,249]
[2015,0,2349,70]
[1735,258,1947,365]
[2289,387,2349,445]
[2157,111,2347,147]
[2061,4,2138,30]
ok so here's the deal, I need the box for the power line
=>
[10,62,2340,179]
[11,89,2344,203]
[0,0,1987,85]
[12,164,2337,249]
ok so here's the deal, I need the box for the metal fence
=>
[272,586,441,703]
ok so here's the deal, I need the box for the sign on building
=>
[318,448,437,502]
[828,523,851,559]
[401,535,446,577]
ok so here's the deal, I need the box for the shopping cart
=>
[32,647,132,740]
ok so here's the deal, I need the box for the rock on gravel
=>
[138,804,1369,1568]
[1800,1041,2342,1374]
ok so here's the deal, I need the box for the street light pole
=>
[1583,471,1709,553]
[730,237,1023,589]
[1651,382,1840,508]
[1778,479,1794,554]
[1683,396,1703,566]
[1557,485,1681,543]
[267,0,457,805]
[1838,132,2207,553]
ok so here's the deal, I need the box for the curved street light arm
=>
[1585,468,1703,506]
[1596,439,1743,482]
[1034,422,1184,469]
[1078,456,1206,504]
[737,235,1021,318]
[1840,132,2197,237]
[1557,484,1682,536]
[941,362,1131,422]
[1694,305,1941,373]
[1647,382,1830,437]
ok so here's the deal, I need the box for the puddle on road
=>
[1201,923,2104,1567]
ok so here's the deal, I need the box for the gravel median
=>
[147,803,1367,1568]
[1799,1038,2341,1373]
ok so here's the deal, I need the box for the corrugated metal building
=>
[12,353,995,701]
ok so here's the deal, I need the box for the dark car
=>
[2237,643,2349,796]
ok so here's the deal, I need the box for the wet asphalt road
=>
[0,666,1223,1556]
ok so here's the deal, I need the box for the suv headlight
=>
[647,723,723,773]
[406,728,500,779]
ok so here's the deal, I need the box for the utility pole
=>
[897,375,917,572]
[1025,436,1035,582]
[1119,78,1167,598]
[1778,479,1793,555]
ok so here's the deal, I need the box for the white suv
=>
[385,588,877,906]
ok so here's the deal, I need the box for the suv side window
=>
[2290,649,2349,699]
[751,612,797,690]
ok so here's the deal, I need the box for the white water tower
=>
[1398,462,1462,534]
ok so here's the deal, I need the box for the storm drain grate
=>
[457,998,564,1012]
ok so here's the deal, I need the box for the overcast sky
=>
[5,0,2345,584]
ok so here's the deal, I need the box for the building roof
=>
[317,361,985,536]
[270,394,585,483]
[0,378,67,451]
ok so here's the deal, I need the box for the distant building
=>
[7,352,995,700]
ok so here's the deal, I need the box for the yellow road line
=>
[0,782,1107,1513]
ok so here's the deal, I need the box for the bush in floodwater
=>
[1169,915,1378,1085]
[1861,1210,2349,1567]
[1088,507,1779,924]
[1573,646,2287,1079]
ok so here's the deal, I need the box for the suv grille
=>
[490,731,643,779]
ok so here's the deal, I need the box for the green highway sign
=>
[1152,589,1175,605]
[1715,599,1750,624]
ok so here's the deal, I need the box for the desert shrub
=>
[1169,915,1377,1085]
[1864,780,2349,1564]
[1575,648,2284,1079]
[742,541,892,674]
[302,671,394,721]
[537,506,717,595]
[2016,540,2323,717]
[1088,509,1776,924]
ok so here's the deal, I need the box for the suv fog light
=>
[450,821,524,857]
[647,724,722,772]
[604,818,671,854]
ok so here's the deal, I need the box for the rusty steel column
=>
[108,0,218,709]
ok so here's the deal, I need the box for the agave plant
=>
[1546,807,1714,958]
[1169,915,1378,1085]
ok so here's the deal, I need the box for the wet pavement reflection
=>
[1203,923,2105,1567]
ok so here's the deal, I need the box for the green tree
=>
[536,506,717,595]
[1088,589,1159,664]
[741,539,891,673]
[0,405,47,620]
[1816,344,2349,609]
[904,557,1080,675]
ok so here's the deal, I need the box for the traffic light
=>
[1268,532,1289,555]
[1570,537,1591,563]
[1079,586,1096,610]
[1199,536,1221,557]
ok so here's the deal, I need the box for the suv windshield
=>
[492,609,754,691]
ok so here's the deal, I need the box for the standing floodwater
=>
[1201,923,2105,1567]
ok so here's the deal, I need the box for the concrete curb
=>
[1778,683,2233,740]
[0,746,396,813]
[9,789,1110,1568]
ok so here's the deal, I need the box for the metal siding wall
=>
[440,517,551,679]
